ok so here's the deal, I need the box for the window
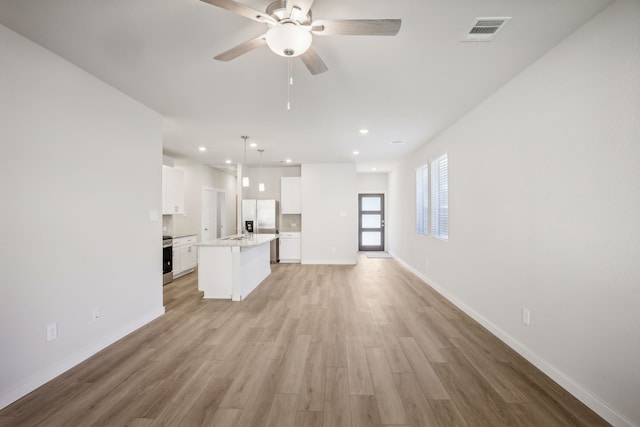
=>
[430,154,448,240]
[416,154,449,239]
[415,164,428,234]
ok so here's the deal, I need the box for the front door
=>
[358,194,385,251]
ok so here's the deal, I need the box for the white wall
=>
[387,1,640,425]
[0,25,164,409]
[301,164,358,264]
[171,164,237,240]
[357,173,388,194]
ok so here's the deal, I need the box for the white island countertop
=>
[197,233,277,301]
[197,233,278,248]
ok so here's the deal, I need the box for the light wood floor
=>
[0,256,609,426]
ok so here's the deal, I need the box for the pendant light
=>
[258,149,265,192]
[241,135,250,187]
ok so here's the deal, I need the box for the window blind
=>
[431,154,448,240]
[415,164,429,235]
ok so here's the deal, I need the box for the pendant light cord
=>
[242,135,249,162]
[241,135,250,188]
[258,149,265,191]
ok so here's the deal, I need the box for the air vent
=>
[462,17,511,42]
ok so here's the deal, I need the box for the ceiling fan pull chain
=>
[287,57,292,110]
[289,56,294,86]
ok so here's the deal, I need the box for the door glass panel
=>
[362,214,381,228]
[362,197,381,211]
[361,232,381,246]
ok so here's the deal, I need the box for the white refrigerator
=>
[242,199,279,263]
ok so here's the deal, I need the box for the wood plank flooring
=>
[0,256,609,426]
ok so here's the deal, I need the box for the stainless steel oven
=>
[163,236,173,285]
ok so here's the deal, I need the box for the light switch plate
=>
[47,323,57,341]
[522,308,531,326]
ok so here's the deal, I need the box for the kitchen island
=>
[197,234,278,301]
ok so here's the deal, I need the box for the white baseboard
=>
[0,307,165,411]
[301,257,357,265]
[173,268,194,279]
[388,251,632,427]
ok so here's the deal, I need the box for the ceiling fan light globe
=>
[266,24,312,57]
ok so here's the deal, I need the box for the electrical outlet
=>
[47,323,57,341]
[92,307,100,322]
[522,308,531,326]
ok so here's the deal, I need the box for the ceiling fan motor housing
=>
[266,0,312,24]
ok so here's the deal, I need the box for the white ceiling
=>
[0,0,611,171]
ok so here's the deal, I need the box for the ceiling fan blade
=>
[286,0,315,20]
[201,0,277,24]
[300,46,328,75]
[312,19,401,36]
[214,34,267,61]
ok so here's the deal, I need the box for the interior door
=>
[203,188,227,240]
[202,188,217,242]
[358,194,385,251]
[216,191,226,238]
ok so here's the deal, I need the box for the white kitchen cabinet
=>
[279,232,301,263]
[280,177,301,214]
[162,165,185,215]
[173,235,197,277]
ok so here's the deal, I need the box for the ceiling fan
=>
[201,0,401,75]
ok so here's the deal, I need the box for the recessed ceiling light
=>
[359,129,369,134]
[372,167,377,171]
[285,158,292,163]
[225,159,232,164]
[198,146,207,152]
[249,142,258,148]
[353,150,360,155]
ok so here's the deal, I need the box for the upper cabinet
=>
[162,165,185,215]
[281,177,301,214]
